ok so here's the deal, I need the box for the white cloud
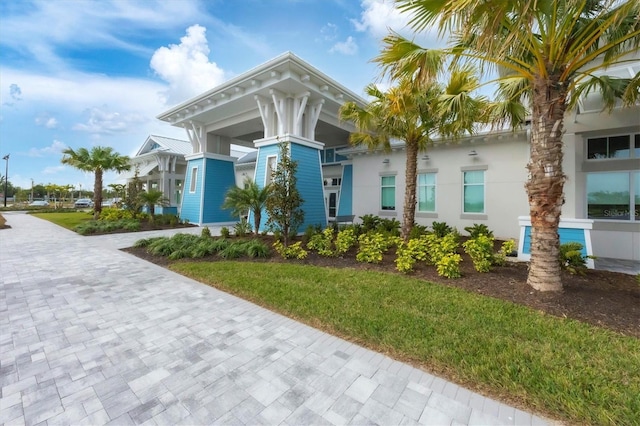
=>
[43,165,66,175]
[320,23,338,42]
[35,114,59,129]
[330,37,358,55]
[150,25,227,105]
[26,140,68,157]
[353,0,441,47]
[73,107,147,135]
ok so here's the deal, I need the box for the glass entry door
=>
[325,190,338,220]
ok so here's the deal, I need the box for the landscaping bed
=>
[124,235,640,339]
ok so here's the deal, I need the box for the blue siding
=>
[180,158,203,224]
[249,145,280,231]
[337,164,353,217]
[202,158,236,223]
[522,226,587,256]
[291,143,326,230]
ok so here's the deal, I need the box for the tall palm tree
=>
[378,0,640,291]
[222,177,271,235]
[138,189,169,217]
[340,70,491,240]
[61,146,130,218]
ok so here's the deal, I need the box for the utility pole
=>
[30,178,34,202]
[2,154,9,207]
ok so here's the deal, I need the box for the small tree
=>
[222,177,271,235]
[138,189,169,217]
[265,142,304,247]
[124,168,144,215]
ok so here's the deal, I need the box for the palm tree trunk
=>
[525,75,568,292]
[402,141,419,241]
[254,210,261,235]
[94,168,103,219]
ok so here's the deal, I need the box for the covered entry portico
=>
[157,52,365,228]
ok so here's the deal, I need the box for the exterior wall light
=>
[382,158,390,164]
[468,150,478,156]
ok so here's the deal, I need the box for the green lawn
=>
[31,211,93,230]
[171,261,640,425]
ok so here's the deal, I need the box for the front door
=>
[325,190,338,221]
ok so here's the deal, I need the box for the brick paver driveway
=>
[0,212,550,425]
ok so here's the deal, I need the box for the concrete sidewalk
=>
[0,212,550,425]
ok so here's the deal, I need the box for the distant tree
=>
[61,146,130,218]
[222,177,271,235]
[138,189,169,217]
[265,142,304,247]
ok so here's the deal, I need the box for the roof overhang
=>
[156,52,366,147]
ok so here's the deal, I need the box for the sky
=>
[0,0,443,191]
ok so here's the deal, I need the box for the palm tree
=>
[378,0,640,291]
[222,177,271,235]
[340,70,490,240]
[61,146,130,218]
[138,189,169,217]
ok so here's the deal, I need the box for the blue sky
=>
[0,0,439,190]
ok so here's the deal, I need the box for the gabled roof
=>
[135,135,191,157]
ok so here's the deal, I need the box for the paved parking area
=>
[0,212,550,425]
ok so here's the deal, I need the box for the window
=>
[381,176,395,210]
[463,170,485,213]
[417,173,436,212]
[325,148,335,163]
[587,171,639,221]
[189,167,197,193]
[587,135,635,159]
[175,180,182,204]
[266,156,277,185]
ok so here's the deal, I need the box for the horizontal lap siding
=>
[250,145,280,231]
[337,164,353,217]
[180,158,203,224]
[202,158,236,223]
[522,226,587,256]
[291,144,327,230]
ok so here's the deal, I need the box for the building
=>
[135,52,639,261]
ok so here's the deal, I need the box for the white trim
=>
[517,216,595,268]
[380,174,396,211]
[254,134,325,150]
[264,155,277,186]
[189,166,198,194]
[185,152,237,162]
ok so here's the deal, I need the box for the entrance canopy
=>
[157,52,366,151]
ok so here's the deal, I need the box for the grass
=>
[31,211,93,230]
[170,261,640,425]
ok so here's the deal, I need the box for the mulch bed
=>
[123,237,640,339]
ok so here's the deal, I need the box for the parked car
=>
[74,198,94,208]
[29,200,49,207]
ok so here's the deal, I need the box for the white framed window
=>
[587,134,639,159]
[417,173,436,212]
[265,155,277,185]
[381,175,396,211]
[463,170,485,214]
[587,171,639,221]
[189,167,198,193]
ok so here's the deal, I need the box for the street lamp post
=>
[2,154,9,207]
[31,178,34,202]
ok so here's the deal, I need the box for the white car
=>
[29,200,49,207]
[74,198,94,208]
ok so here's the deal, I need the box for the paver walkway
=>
[0,212,551,425]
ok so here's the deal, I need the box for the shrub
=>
[201,226,211,238]
[431,221,453,238]
[303,224,322,242]
[356,232,398,264]
[425,232,460,265]
[219,243,247,259]
[307,227,335,256]
[147,233,200,257]
[359,214,381,233]
[191,239,219,258]
[559,242,590,275]
[133,237,164,248]
[99,208,135,221]
[234,219,252,237]
[395,236,430,274]
[121,220,141,232]
[273,240,307,259]
[334,228,357,256]
[220,226,231,238]
[244,240,270,258]
[409,224,429,239]
[494,239,517,266]
[464,223,494,239]
[436,253,462,278]
[376,218,401,236]
[463,235,495,273]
